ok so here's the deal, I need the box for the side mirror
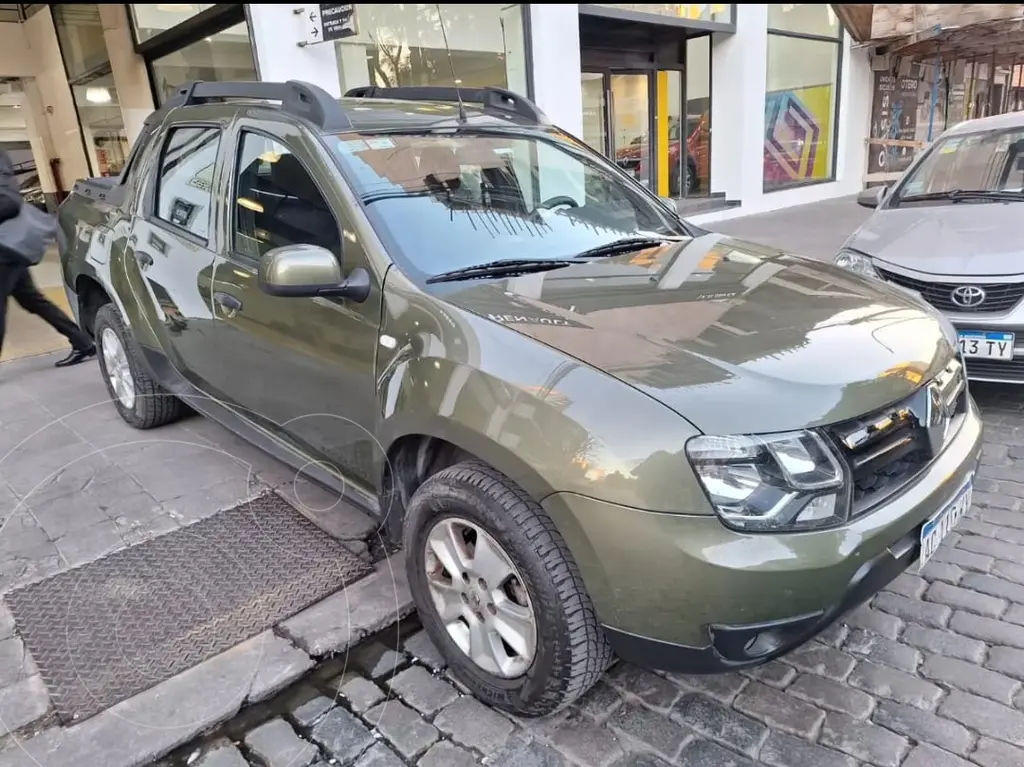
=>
[857,185,887,209]
[258,244,370,303]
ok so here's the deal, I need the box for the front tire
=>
[403,460,612,718]
[94,303,186,429]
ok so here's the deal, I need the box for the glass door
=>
[581,72,608,155]
[580,70,654,190]
[609,72,652,189]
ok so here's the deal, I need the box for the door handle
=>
[213,291,243,318]
[135,251,153,270]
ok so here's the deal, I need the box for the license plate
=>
[919,478,973,571]
[958,330,1014,360]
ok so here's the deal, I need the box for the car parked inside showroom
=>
[59,80,982,717]
[836,110,1024,384]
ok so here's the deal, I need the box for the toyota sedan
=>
[836,110,1024,383]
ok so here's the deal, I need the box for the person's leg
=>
[10,268,95,367]
[0,263,18,360]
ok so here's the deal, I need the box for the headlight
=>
[835,249,879,279]
[685,430,849,532]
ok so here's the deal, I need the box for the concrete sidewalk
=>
[0,351,410,767]
[710,193,872,261]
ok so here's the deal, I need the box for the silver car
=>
[836,111,1024,384]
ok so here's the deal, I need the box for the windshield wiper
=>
[426,258,573,284]
[900,189,1024,203]
[570,237,669,260]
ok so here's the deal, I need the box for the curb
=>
[0,554,413,767]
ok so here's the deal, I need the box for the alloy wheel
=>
[424,517,538,678]
[101,327,136,410]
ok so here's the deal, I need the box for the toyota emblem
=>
[950,285,986,308]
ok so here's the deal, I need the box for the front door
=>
[207,121,383,496]
[124,123,225,390]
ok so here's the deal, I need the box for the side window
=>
[233,131,341,262]
[155,126,221,240]
[118,123,156,186]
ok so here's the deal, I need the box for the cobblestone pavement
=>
[146,380,1024,767]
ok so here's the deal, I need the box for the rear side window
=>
[155,126,221,241]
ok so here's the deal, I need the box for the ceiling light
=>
[85,87,111,104]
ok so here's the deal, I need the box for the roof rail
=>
[151,80,353,132]
[344,86,550,125]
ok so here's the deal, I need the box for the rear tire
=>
[94,303,186,429]
[403,459,612,718]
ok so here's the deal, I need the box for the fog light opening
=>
[744,630,785,659]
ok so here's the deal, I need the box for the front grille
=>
[878,268,1024,314]
[965,357,1024,382]
[829,359,968,514]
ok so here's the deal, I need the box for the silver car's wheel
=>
[101,327,136,410]
[424,516,537,678]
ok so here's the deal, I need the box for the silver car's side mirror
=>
[258,244,370,302]
[857,185,887,209]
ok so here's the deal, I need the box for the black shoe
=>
[55,346,96,368]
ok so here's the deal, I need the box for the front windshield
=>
[331,129,690,281]
[896,126,1024,202]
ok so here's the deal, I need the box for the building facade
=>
[0,3,872,223]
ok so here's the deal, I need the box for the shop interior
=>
[578,8,714,202]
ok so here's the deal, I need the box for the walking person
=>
[0,149,94,367]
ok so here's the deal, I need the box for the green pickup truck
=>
[58,79,983,717]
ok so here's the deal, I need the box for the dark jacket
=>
[0,150,25,265]
[0,150,22,226]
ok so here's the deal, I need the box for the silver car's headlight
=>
[686,431,850,532]
[835,248,880,279]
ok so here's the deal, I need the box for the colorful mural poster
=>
[763,84,835,189]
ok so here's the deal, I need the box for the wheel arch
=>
[377,418,558,540]
[74,273,112,337]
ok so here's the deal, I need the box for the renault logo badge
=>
[922,382,952,455]
[950,285,986,308]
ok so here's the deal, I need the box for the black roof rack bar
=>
[151,80,353,133]
[344,86,550,125]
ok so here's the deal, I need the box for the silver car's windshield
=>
[896,126,1024,203]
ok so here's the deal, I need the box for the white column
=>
[836,37,872,191]
[528,4,583,138]
[247,4,343,96]
[708,5,769,206]
[99,4,154,146]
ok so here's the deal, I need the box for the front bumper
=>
[872,263,1024,383]
[541,395,984,673]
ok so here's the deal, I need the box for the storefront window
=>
[130,4,216,43]
[53,4,108,78]
[149,23,257,104]
[73,74,129,177]
[335,5,529,97]
[53,4,129,178]
[589,4,732,25]
[767,4,839,38]
[764,8,841,191]
[686,35,711,195]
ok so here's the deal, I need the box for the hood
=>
[437,233,955,435]
[848,203,1024,276]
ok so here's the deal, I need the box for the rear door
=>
[207,117,383,494]
[124,117,228,390]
